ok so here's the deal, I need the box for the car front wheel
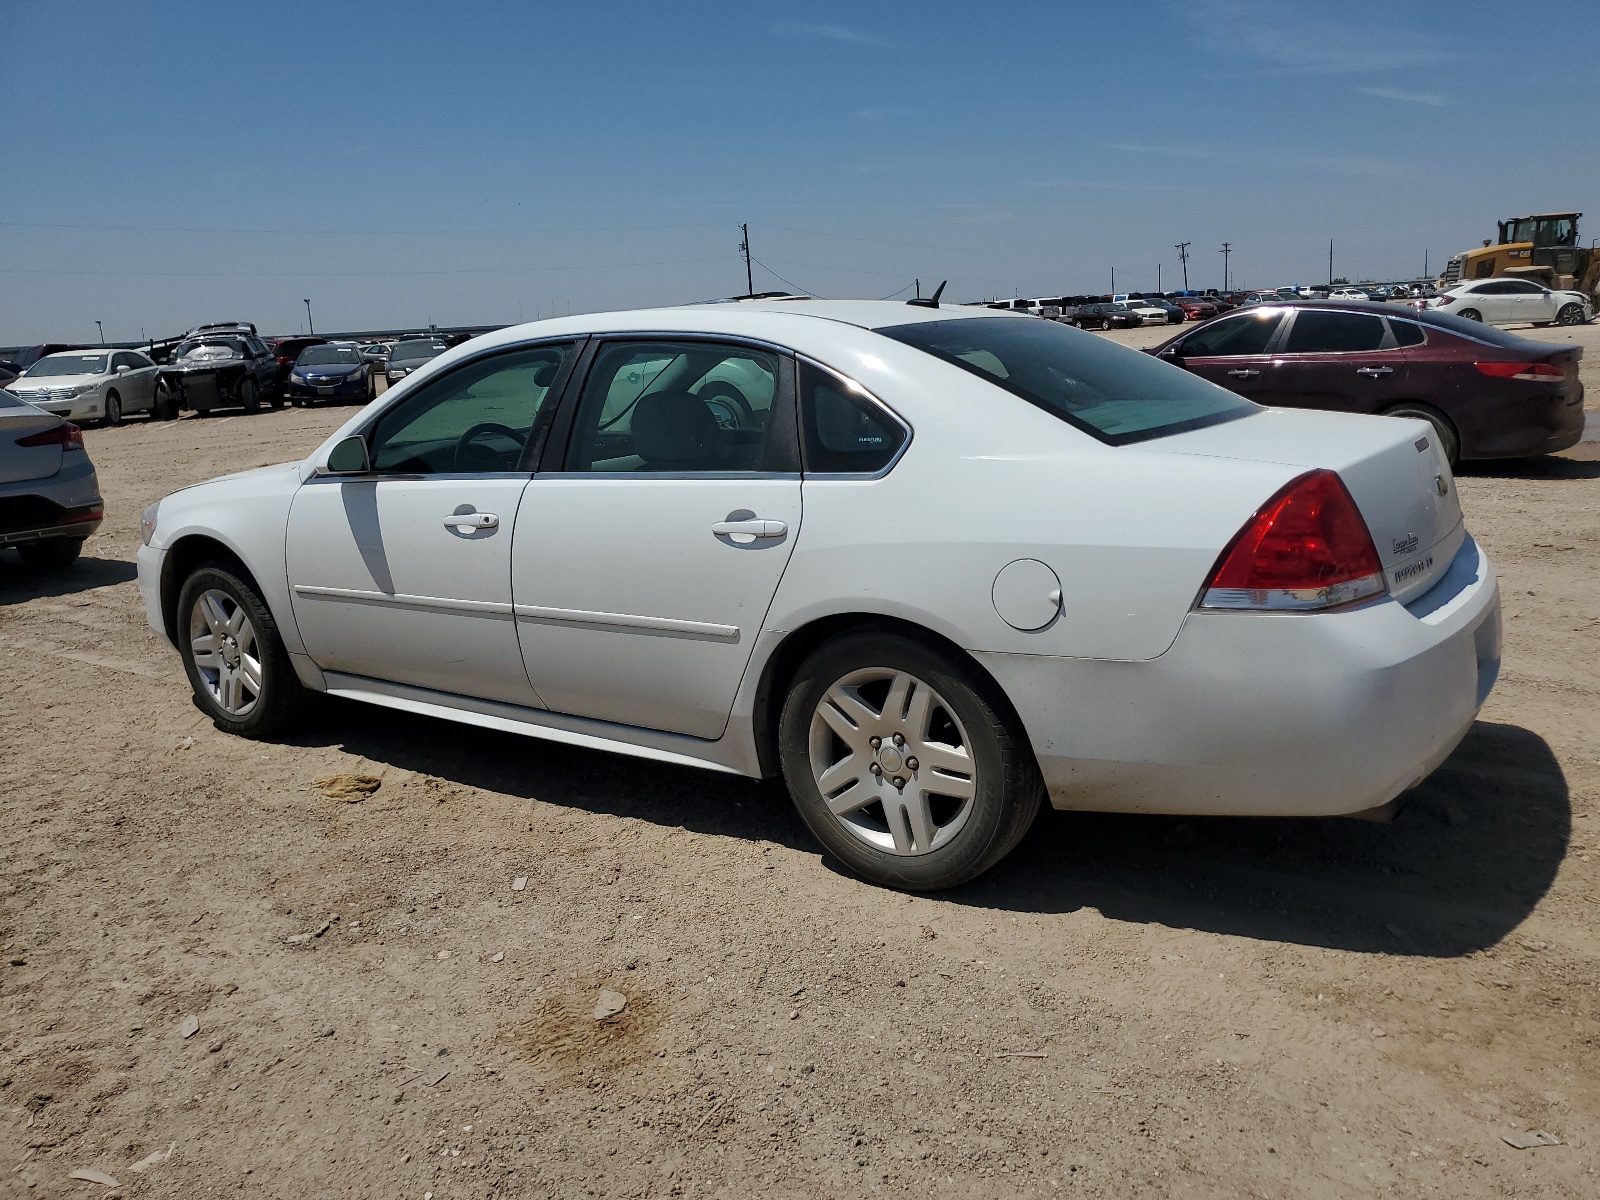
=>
[177,563,305,737]
[104,392,122,427]
[778,630,1043,891]
[239,377,260,414]
[1557,303,1586,325]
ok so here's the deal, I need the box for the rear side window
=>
[878,316,1254,446]
[1284,310,1386,353]
[799,362,906,474]
[1181,311,1282,357]
[1387,320,1426,347]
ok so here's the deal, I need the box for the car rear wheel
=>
[1457,308,1482,322]
[1384,402,1460,468]
[17,538,83,570]
[778,630,1043,891]
[177,563,305,738]
[103,392,122,427]
[239,378,260,414]
[1557,303,1586,326]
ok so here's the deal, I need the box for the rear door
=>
[1167,309,1285,399]
[1256,308,1408,414]
[511,338,801,739]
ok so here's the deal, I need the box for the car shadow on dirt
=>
[1458,456,1600,481]
[292,703,1563,959]
[957,720,1567,958]
[0,554,138,605]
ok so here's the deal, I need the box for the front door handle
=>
[711,518,787,539]
[1356,366,1394,377]
[1226,368,1261,378]
[444,512,499,531]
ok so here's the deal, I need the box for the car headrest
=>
[532,361,557,388]
[632,391,718,466]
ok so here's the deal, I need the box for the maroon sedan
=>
[1172,297,1218,321]
[1147,301,1584,465]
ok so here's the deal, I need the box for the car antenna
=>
[907,279,947,308]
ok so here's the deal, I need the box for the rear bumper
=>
[0,454,103,548]
[977,533,1500,818]
[1458,384,1585,459]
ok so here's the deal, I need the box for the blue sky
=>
[4,0,1598,341]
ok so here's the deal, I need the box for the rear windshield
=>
[878,316,1255,445]
[1413,308,1537,345]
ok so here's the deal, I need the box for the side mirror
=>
[1158,345,1185,366]
[323,435,371,474]
[116,364,130,373]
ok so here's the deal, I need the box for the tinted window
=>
[1411,308,1534,345]
[390,340,447,363]
[1469,281,1509,295]
[1284,311,1386,353]
[567,341,780,473]
[1387,319,1426,347]
[368,344,571,475]
[1180,311,1283,357]
[879,316,1254,446]
[1503,280,1545,295]
[799,362,906,474]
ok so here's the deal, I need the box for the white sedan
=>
[1430,278,1591,326]
[136,300,1500,890]
[5,348,162,426]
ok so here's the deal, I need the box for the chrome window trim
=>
[303,470,533,484]
[793,353,913,480]
[532,470,801,482]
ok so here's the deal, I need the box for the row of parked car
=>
[0,324,457,425]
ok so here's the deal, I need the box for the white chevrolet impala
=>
[137,299,1500,890]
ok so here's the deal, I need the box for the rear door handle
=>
[444,512,498,530]
[1356,366,1394,377]
[1226,368,1260,378]
[712,519,787,539]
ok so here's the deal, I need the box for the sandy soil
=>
[2,360,1598,1199]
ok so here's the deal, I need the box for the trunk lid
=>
[0,396,66,483]
[1150,407,1462,604]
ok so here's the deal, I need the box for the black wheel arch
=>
[748,612,1034,779]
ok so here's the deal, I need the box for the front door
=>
[1256,308,1408,414]
[1170,308,1286,399]
[286,343,573,705]
[513,339,800,739]
[1506,279,1558,323]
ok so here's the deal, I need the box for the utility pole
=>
[1329,239,1334,288]
[95,320,104,344]
[303,298,314,335]
[1174,242,1191,291]
[1110,266,1116,294]
[739,223,753,296]
[1157,263,1162,293]
[1424,249,1429,280]
[1219,243,1232,292]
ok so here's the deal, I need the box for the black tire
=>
[152,382,178,421]
[365,373,376,402]
[176,562,305,738]
[17,538,83,570]
[1385,402,1460,468]
[1557,303,1585,326]
[239,377,260,414]
[778,629,1043,891]
[103,391,123,428]
[1457,308,1482,322]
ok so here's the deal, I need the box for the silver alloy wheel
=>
[188,588,263,716]
[808,667,978,856]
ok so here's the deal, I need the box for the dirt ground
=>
[2,326,1599,1199]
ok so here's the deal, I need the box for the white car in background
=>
[1114,299,1168,324]
[1329,288,1370,302]
[1430,278,1591,326]
[136,300,1499,890]
[5,348,161,426]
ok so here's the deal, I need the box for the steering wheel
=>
[695,381,755,431]
[453,422,527,472]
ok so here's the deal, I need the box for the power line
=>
[0,255,729,279]
[0,218,728,237]
[748,255,824,298]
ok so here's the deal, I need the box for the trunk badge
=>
[1435,474,1448,497]
[1393,534,1419,556]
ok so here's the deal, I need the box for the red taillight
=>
[1200,470,1387,611]
[15,422,85,451]
[1435,295,1455,305]
[1474,360,1564,381]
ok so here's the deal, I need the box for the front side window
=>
[1504,280,1546,295]
[367,344,572,475]
[798,362,906,474]
[1180,311,1283,357]
[879,316,1253,446]
[566,341,780,473]
[1283,311,1386,353]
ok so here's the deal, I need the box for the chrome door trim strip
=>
[292,584,514,617]
[512,603,739,641]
